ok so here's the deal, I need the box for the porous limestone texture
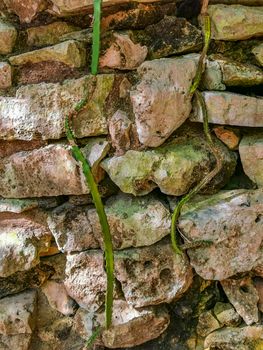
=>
[0,62,12,89]
[0,19,17,54]
[178,189,263,280]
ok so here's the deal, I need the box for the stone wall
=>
[0,1,263,349]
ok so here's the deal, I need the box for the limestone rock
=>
[42,281,76,316]
[115,240,193,308]
[3,0,47,23]
[0,144,89,198]
[0,290,37,335]
[0,197,60,213]
[88,193,171,250]
[27,22,79,47]
[208,4,263,40]
[252,43,263,66]
[197,310,221,337]
[0,62,12,89]
[178,189,263,280]
[254,278,263,313]
[0,20,17,55]
[0,74,116,140]
[202,59,226,91]
[9,40,86,68]
[239,135,263,187]
[214,302,242,327]
[204,326,263,350]
[0,334,32,350]
[100,32,148,70]
[0,218,51,277]
[48,203,99,253]
[102,133,236,196]
[191,91,263,127]
[221,277,259,325]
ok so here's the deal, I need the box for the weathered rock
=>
[27,22,79,47]
[221,277,259,326]
[0,74,116,140]
[207,4,263,40]
[0,197,60,213]
[0,20,17,55]
[60,28,92,44]
[213,126,240,150]
[134,16,202,59]
[202,59,226,91]
[42,253,66,281]
[100,32,148,70]
[197,310,221,337]
[0,334,32,350]
[48,203,99,253]
[42,281,76,316]
[0,62,12,89]
[0,144,89,198]
[75,302,170,348]
[0,290,37,335]
[254,278,263,313]
[88,193,171,250]
[0,140,47,158]
[178,189,263,280]
[0,217,51,277]
[102,133,236,196]
[191,91,263,127]
[204,326,263,350]
[214,302,242,327]
[252,43,263,66]
[9,40,86,68]
[115,240,193,308]
[239,135,263,187]
[130,54,199,147]
[3,0,47,23]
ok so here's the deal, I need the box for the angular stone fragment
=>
[88,193,171,250]
[130,54,199,147]
[197,310,221,337]
[208,4,263,40]
[202,59,226,91]
[27,22,79,47]
[252,43,263,66]
[178,189,263,280]
[0,290,37,335]
[100,32,148,70]
[115,240,193,308]
[48,203,99,253]
[0,20,17,54]
[0,197,60,213]
[214,302,241,327]
[221,277,259,326]
[9,40,86,68]
[239,135,263,187]
[213,126,240,150]
[102,133,236,196]
[204,326,263,350]
[0,74,115,140]
[0,62,12,89]
[3,0,47,23]
[0,144,89,198]
[191,91,263,127]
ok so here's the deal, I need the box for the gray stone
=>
[214,302,242,327]
[191,91,263,127]
[0,62,12,89]
[239,135,263,187]
[130,54,199,147]
[178,189,263,280]
[88,193,171,250]
[202,59,226,91]
[208,4,263,40]
[197,310,221,337]
[252,43,263,66]
[221,277,259,326]
[0,197,60,213]
[0,20,17,54]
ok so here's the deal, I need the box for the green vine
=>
[91,0,102,75]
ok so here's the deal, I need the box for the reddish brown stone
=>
[3,0,48,23]
[213,126,240,150]
[0,140,47,158]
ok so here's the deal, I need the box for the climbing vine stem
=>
[91,0,102,75]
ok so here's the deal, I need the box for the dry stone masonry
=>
[0,0,263,349]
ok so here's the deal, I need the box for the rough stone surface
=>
[102,133,236,196]
[0,62,12,89]
[214,302,242,327]
[115,240,193,308]
[48,203,99,253]
[254,278,263,313]
[0,290,37,335]
[0,334,32,350]
[239,134,263,187]
[0,197,60,213]
[197,310,221,337]
[204,326,263,350]
[0,218,51,277]
[3,0,47,23]
[0,19,17,55]
[88,193,171,250]
[202,59,226,91]
[221,277,259,326]
[178,189,263,280]
[191,91,263,127]
[130,54,199,147]
[42,281,76,316]
[0,144,89,198]
[0,74,115,140]
[208,4,263,40]
[213,126,240,150]
[252,43,263,66]
[9,40,86,68]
